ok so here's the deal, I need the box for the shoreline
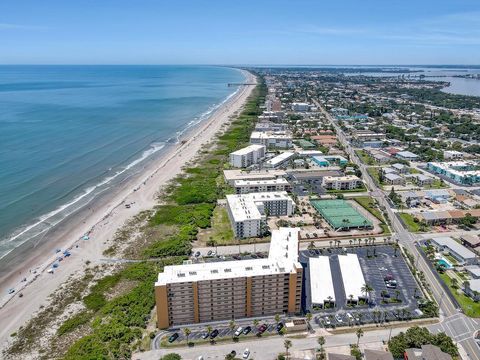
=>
[0,69,257,347]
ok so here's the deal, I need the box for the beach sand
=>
[0,70,256,348]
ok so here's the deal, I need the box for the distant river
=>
[0,65,245,260]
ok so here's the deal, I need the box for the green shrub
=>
[57,311,92,336]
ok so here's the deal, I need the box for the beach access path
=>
[0,70,257,349]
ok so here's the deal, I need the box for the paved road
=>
[313,98,480,360]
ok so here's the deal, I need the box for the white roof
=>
[265,151,295,167]
[323,175,360,182]
[338,254,366,301]
[226,191,292,222]
[156,228,301,285]
[234,178,289,187]
[396,151,418,158]
[385,173,403,181]
[250,131,291,140]
[223,169,286,183]
[431,236,477,260]
[309,256,335,304]
[296,150,324,157]
[230,144,265,156]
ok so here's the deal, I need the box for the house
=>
[327,354,356,360]
[391,163,409,174]
[430,236,477,265]
[382,167,398,175]
[384,173,406,186]
[461,234,480,250]
[404,345,452,360]
[373,153,391,164]
[396,151,419,161]
[464,279,480,301]
[424,189,450,204]
[400,191,421,207]
[413,174,434,187]
[364,349,394,360]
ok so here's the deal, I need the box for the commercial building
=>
[229,144,266,168]
[223,169,286,186]
[309,256,335,307]
[154,228,303,328]
[427,161,480,185]
[234,178,290,194]
[226,191,295,238]
[264,151,296,168]
[322,175,362,190]
[250,131,292,149]
[430,236,477,265]
[338,254,366,303]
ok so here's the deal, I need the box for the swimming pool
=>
[437,258,453,269]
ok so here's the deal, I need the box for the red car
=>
[257,324,268,334]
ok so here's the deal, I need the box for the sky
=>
[1,0,480,65]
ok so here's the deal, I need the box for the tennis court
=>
[310,199,372,230]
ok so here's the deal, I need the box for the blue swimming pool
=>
[437,258,453,269]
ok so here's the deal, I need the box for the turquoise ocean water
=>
[0,65,244,259]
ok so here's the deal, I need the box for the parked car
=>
[243,348,250,359]
[257,323,268,334]
[234,327,244,337]
[168,332,179,343]
[207,250,212,256]
[242,326,252,335]
[335,314,343,323]
[233,255,241,260]
[323,317,331,326]
[229,350,237,357]
[275,323,284,333]
[346,313,354,322]
[211,251,216,256]
[194,251,201,257]
[210,329,219,339]
[201,332,210,339]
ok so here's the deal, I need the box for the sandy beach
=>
[0,69,256,349]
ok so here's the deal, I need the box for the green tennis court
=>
[310,199,372,230]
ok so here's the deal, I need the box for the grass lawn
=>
[367,167,383,187]
[399,213,422,232]
[424,179,449,189]
[352,196,391,234]
[439,272,480,317]
[197,206,235,245]
[355,150,375,165]
[444,253,459,265]
[327,186,367,194]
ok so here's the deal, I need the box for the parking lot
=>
[300,245,423,327]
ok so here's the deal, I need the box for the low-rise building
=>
[264,151,296,168]
[292,102,310,112]
[427,161,480,185]
[413,174,434,186]
[430,236,477,265]
[364,349,394,360]
[322,175,362,190]
[384,173,406,186]
[391,163,408,174]
[404,345,452,360]
[234,178,290,194]
[461,234,480,250]
[312,155,348,167]
[229,144,265,168]
[223,169,286,186]
[226,191,295,238]
[444,150,464,160]
[250,131,292,149]
[154,228,303,328]
[396,151,419,161]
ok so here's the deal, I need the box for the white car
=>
[335,314,343,323]
[234,326,243,337]
[243,348,250,359]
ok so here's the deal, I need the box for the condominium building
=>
[226,191,295,238]
[250,131,292,149]
[223,169,287,186]
[427,161,480,185]
[229,144,266,168]
[234,178,290,194]
[264,151,296,168]
[322,175,361,190]
[154,228,303,328]
[292,102,310,112]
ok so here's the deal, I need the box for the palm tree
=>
[349,239,353,247]
[284,339,292,359]
[306,312,313,330]
[356,328,364,346]
[206,325,213,336]
[381,290,388,303]
[348,294,354,305]
[183,327,191,345]
[229,319,236,339]
[317,335,325,351]
[451,278,458,289]
[327,295,334,308]
[357,313,363,324]
[361,283,373,302]
[275,313,281,324]
[253,319,259,329]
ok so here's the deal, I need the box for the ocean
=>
[0,65,245,260]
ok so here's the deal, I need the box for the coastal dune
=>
[0,70,257,348]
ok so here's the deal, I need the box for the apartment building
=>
[229,144,266,168]
[427,161,480,185]
[322,175,361,190]
[250,131,292,149]
[226,191,295,238]
[234,178,290,194]
[155,228,303,328]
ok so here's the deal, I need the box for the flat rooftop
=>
[309,256,335,304]
[223,169,286,184]
[234,178,290,187]
[230,144,265,156]
[338,253,366,301]
[156,228,301,285]
[431,236,477,260]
